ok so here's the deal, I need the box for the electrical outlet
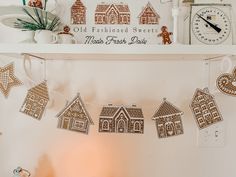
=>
[197,123,225,147]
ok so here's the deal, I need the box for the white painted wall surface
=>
[0,54,236,177]
[0,1,236,177]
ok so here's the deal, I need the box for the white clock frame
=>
[189,3,233,45]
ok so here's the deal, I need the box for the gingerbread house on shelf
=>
[71,0,86,24]
[95,3,130,24]
[152,98,184,138]
[57,93,94,134]
[99,104,144,134]
[138,2,160,25]
[20,81,49,120]
[190,88,223,129]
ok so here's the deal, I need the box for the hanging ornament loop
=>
[22,53,47,83]
[220,55,233,73]
[23,54,33,82]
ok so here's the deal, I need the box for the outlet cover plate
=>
[197,122,225,147]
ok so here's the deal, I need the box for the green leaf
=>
[16,7,61,31]
[22,8,41,26]
[44,0,48,10]
[22,0,26,5]
[33,8,43,27]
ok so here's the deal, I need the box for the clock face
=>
[191,6,231,45]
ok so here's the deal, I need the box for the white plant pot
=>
[34,30,58,44]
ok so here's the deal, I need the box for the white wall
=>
[1,1,236,177]
[1,54,236,177]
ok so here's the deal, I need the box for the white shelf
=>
[0,44,235,55]
[0,44,235,60]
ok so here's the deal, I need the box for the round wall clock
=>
[190,4,232,45]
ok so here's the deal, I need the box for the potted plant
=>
[14,7,61,43]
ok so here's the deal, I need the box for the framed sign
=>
[57,0,173,45]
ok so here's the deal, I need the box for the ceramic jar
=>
[58,26,77,44]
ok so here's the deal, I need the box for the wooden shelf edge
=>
[0,44,235,55]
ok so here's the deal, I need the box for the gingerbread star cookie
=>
[0,63,22,98]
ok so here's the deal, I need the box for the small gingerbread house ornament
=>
[20,81,49,120]
[71,0,86,24]
[99,104,144,134]
[138,2,160,25]
[57,93,94,134]
[95,3,130,24]
[190,88,223,129]
[152,98,184,138]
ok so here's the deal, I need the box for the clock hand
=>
[197,14,222,33]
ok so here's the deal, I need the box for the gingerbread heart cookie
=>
[217,67,236,96]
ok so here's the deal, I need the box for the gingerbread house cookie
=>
[57,93,94,134]
[190,88,223,129]
[152,98,184,138]
[99,104,144,134]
